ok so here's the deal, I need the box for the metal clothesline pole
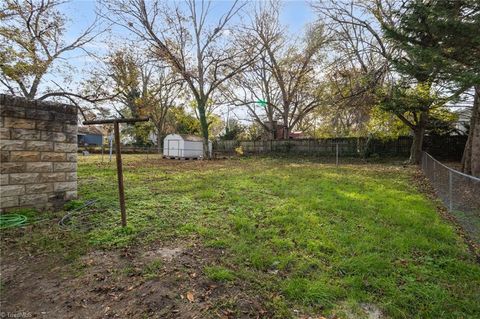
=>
[83,117,149,227]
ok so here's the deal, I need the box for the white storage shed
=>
[163,134,212,159]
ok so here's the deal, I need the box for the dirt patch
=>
[360,303,384,319]
[0,240,266,318]
[142,247,183,262]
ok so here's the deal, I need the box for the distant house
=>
[453,106,472,135]
[288,131,305,139]
[78,126,103,146]
[163,134,212,159]
[265,121,304,140]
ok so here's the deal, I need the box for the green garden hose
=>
[0,214,28,229]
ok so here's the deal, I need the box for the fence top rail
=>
[424,151,480,182]
[215,136,460,143]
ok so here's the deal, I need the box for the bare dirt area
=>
[0,238,265,319]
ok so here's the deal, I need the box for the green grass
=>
[204,266,236,282]
[3,155,479,318]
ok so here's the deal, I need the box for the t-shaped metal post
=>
[83,118,149,227]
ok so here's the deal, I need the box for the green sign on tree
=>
[257,99,267,107]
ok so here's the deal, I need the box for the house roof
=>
[78,126,103,136]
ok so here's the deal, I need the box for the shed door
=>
[168,139,180,157]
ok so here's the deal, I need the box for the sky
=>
[61,0,316,37]
[58,0,317,79]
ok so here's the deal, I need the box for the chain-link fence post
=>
[448,170,453,211]
[425,154,428,176]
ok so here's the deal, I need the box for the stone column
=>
[0,94,78,211]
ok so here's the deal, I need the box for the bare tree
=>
[0,0,106,107]
[257,4,326,139]
[312,0,393,137]
[224,2,327,139]
[102,0,260,157]
[143,68,184,152]
[88,47,184,147]
[223,54,280,139]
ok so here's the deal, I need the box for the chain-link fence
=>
[421,152,480,245]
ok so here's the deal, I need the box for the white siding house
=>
[163,134,212,159]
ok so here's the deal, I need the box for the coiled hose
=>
[0,214,28,229]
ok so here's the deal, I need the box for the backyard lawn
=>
[1,155,479,318]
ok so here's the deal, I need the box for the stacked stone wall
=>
[0,94,77,211]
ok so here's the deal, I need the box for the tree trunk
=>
[283,126,289,139]
[282,115,289,139]
[268,121,276,140]
[133,123,143,146]
[409,127,425,164]
[156,129,162,154]
[197,102,210,159]
[462,86,480,177]
[409,111,428,164]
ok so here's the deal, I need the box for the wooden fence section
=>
[79,136,467,160]
[214,136,467,160]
